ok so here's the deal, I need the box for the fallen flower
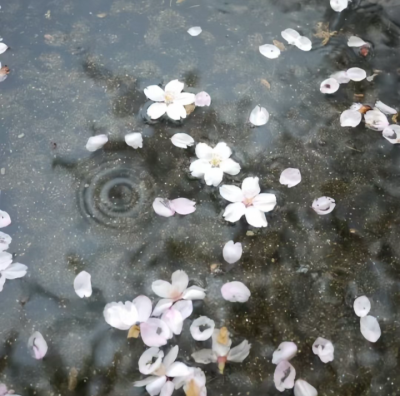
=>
[28,331,48,360]
[153,198,196,217]
[145,80,195,121]
[320,78,340,94]
[279,168,301,188]
[171,133,195,148]
[330,0,348,12]
[125,132,143,149]
[360,315,381,342]
[0,232,11,252]
[382,125,400,144]
[364,109,389,131]
[0,210,11,228]
[312,337,334,363]
[223,240,242,264]
[353,295,371,317]
[0,257,27,292]
[294,379,318,396]
[190,142,241,187]
[274,361,296,392]
[249,105,269,126]
[190,316,215,341]
[220,177,277,228]
[0,43,8,54]
[86,134,108,152]
[259,44,281,59]
[73,271,92,298]
[347,36,368,47]
[312,196,336,215]
[272,341,298,364]
[375,100,397,115]
[221,281,251,302]
[187,26,202,37]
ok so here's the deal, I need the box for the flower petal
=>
[195,92,211,107]
[312,337,334,363]
[73,271,92,298]
[375,100,397,115]
[191,349,217,364]
[171,270,189,293]
[134,376,159,387]
[295,36,312,51]
[249,105,269,126]
[347,36,367,47]
[219,185,244,203]
[141,318,172,347]
[382,125,400,144]
[171,133,195,149]
[0,231,11,252]
[213,142,232,160]
[195,143,214,160]
[245,207,268,227]
[365,109,389,131]
[152,279,175,298]
[85,135,108,152]
[330,0,348,11]
[220,159,241,175]
[0,251,13,270]
[204,167,224,187]
[346,67,367,82]
[241,177,261,199]
[133,295,153,323]
[28,331,48,360]
[190,159,212,178]
[163,345,179,370]
[272,342,298,364]
[0,274,5,292]
[221,281,251,303]
[259,44,281,59]
[320,78,340,94]
[353,296,371,318]
[160,381,175,396]
[340,109,362,127]
[227,340,251,362]
[103,302,136,330]
[0,43,8,54]
[174,92,196,106]
[223,202,246,223]
[125,132,143,149]
[148,102,167,119]
[281,28,301,44]
[138,347,164,375]
[182,285,206,300]
[153,198,176,217]
[252,193,277,212]
[165,80,184,95]
[279,168,302,188]
[330,71,350,84]
[146,376,167,396]
[0,211,11,228]
[152,299,174,317]
[166,362,192,377]
[360,315,381,342]
[170,198,196,215]
[312,196,336,215]
[274,361,296,392]
[294,380,318,396]
[223,241,243,264]
[173,300,193,320]
[162,307,184,335]
[187,26,202,36]
[144,85,166,102]
[1,263,28,280]
[190,316,215,341]
[166,103,187,120]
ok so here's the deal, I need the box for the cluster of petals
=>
[28,331,48,360]
[281,29,312,51]
[320,68,366,94]
[354,296,381,342]
[0,245,27,293]
[190,142,241,187]
[347,36,369,48]
[220,177,277,227]
[153,197,196,217]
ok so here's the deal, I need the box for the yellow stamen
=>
[217,327,229,345]
[210,155,221,167]
[127,325,140,338]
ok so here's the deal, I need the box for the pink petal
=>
[274,361,296,392]
[320,78,340,94]
[242,177,261,199]
[152,299,174,317]
[140,319,172,347]
[0,210,11,228]
[153,198,176,217]
[195,92,211,107]
[223,240,243,264]
[190,316,215,341]
[169,198,196,215]
[152,279,175,298]
[28,331,48,360]
[249,105,269,126]
[219,185,244,203]
[272,342,298,364]
[173,300,193,320]
[279,168,301,188]
[346,67,367,82]
[221,281,251,302]
[252,193,277,212]
[133,295,153,322]
[312,196,336,215]
[73,271,92,298]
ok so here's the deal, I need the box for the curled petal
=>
[294,380,318,396]
[347,36,367,47]
[195,92,211,107]
[165,80,184,95]
[140,318,172,347]
[330,0,348,12]
[0,232,11,252]
[0,211,11,228]
[170,198,196,215]
[223,240,243,264]
[191,349,217,364]
[166,103,187,120]
[364,109,389,131]
[162,307,184,335]
[187,26,202,36]
[312,337,334,363]
[280,168,301,188]
[182,285,206,300]
[245,206,268,228]
[354,296,371,318]
[227,340,251,362]
[375,100,397,115]
[73,271,92,298]
[125,132,143,149]
[382,125,400,144]
[360,315,381,342]
[346,67,367,82]
[223,202,246,223]
[85,135,108,152]
[219,185,244,203]
[144,85,166,102]
[171,133,195,149]
[171,270,189,293]
[312,196,336,215]
[274,361,296,392]
[272,342,298,364]
[330,71,350,84]
[190,316,215,341]
[220,158,241,175]
[249,105,269,126]
[340,109,362,127]
[133,295,153,323]
[153,198,175,217]
[204,167,224,187]
[320,78,339,94]
[1,263,28,279]
[147,102,167,119]
[281,28,301,44]
[138,347,164,375]
[295,36,312,51]
[28,331,48,360]
[221,281,251,302]
[259,44,281,59]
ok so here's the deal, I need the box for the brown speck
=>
[260,79,271,90]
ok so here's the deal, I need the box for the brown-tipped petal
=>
[127,325,140,338]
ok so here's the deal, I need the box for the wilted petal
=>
[195,92,211,107]
[152,299,174,317]
[364,109,389,131]
[382,125,400,144]
[347,36,367,47]
[133,295,153,323]
[219,185,244,203]
[294,380,318,396]
[204,167,224,187]
[223,240,243,264]
[220,159,241,175]
[167,103,187,120]
[190,159,212,178]
[320,78,340,94]
[0,43,8,54]
[148,102,167,119]
[86,135,108,152]
[245,206,267,227]
[221,281,251,302]
[191,349,217,364]
[171,133,195,148]
[281,28,301,44]
[165,80,184,95]
[170,198,196,215]
[125,132,143,149]
[280,168,301,188]
[223,202,246,223]
[340,109,362,127]
[171,270,189,293]
[0,211,11,228]
[360,315,381,342]
[272,342,298,364]
[144,85,166,102]
[167,362,192,377]
[249,105,269,126]
[330,0,348,12]
[187,26,202,36]
[274,361,296,392]
[182,285,206,300]
[346,67,367,81]
[152,279,175,298]
[375,101,397,115]
[146,376,167,396]
[312,196,336,215]
[28,331,48,360]
[162,307,184,335]
[330,71,350,84]
[73,271,92,298]
[227,340,251,362]
[160,381,175,396]
[153,198,176,217]
[138,347,164,375]
[295,36,312,51]
[312,337,334,363]
[259,44,281,59]
[1,263,28,279]
[354,296,371,317]
[0,232,11,252]
[190,316,215,341]
[252,193,277,212]
[141,318,172,347]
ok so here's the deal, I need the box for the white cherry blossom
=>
[221,281,251,302]
[375,101,397,115]
[0,232,11,251]
[312,196,336,215]
[249,105,269,126]
[223,240,242,264]
[294,379,318,396]
[0,254,27,292]
[219,177,276,227]
[28,331,48,360]
[280,168,301,188]
[171,133,195,149]
[364,109,389,131]
[259,44,281,59]
[360,315,381,342]
[190,316,215,341]
[125,132,143,149]
[145,80,195,121]
[320,78,340,94]
[383,125,400,144]
[153,198,196,217]
[330,0,348,12]
[312,337,334,363]
[272,341,298,364]
[0,210,11,228]
[354,296,371,317]
[86,135,108,152]
[73,271,92,298]
[274,361,296,392]
[190,142,241,187]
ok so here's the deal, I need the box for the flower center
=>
[164,92,175,105]
[210,155,222,167]
[243,197,253,207]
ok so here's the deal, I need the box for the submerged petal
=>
[272,342,298,364]
[249,105,269,126]
[190,316,215,341]
[382,125,400,144]
[354,296,371,317]
[85,135,108,152]
[312,337,334,363]
[153,198,175,217]
[375,100,397,115]
[320,78,340,94]
[346,67,367,82]
[144,85,166,102]
[295,36,312,51]
[360,315,381,342]
[312,196,336,215]
[280,168,301,188]
[245,206,268,227]
[125,132,143,149]
[281,28,301,44]
[294,379,318,396]
[330,0,348,12]
[223,202,246,223]
[0,211,11,228]
[148,102,167,119]
[171,133,195,149]
[274,361,296,392]
[195,91,211,107]
[73,271,92,298]
[223,240,243,264]
[259,44,281,59]
[340,109,362,127]
[28,331,48,360]
[170,198,196,215]
[221,281,251,302]
[187,26,202,36]
[347,36,367,47]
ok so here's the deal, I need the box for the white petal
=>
[190,159,212,178]
[153,198,175,217]
[146,376,167,396]
[272,342,298,364]
[103,302,137,330]
[141,318,172,347]
[187,26,202,36]
[223,202,246,223]
[182,285,206,300]
[174,92,196,106]
[166,103,186,121]
[294,380,318,396]
[190,316,215,341]
[220,159,241,175]
[227,340,251,362]
[346,67,367,82]
[0,251,12,270]
[280,168,301,188]
[85,135,108,152]
[295,36,312,51]
[162,307,184,335]
[340,109,362,127]
[163,345,179,370]
[28,331,48,360]
[0,274,5,292]
[382,125,400,144]
[347,36,367,47]
[281,28,301,44]
[125,132,143,149]
[195,143,214,160]
[245,207,268,227]
[353,296,371,318]
[223,241,243,264]
[173,300,193,320]
[152,279,175,298]
[165,80,184,95]
[73,271,92,298]
[195,92,211,107]
[221,281,251,302]
[274,361,296,392]
[320,78,340,94]
[167,362,192,377]
[364,109,389,131]
[375,100,397,115]
[148,102,167,119]
[0,43,8,54]
[259,44,281,59]
[249,105,269,126]
[191,349,217,364]
[171,270,189,294]
[312,337,334,363]
[133,295,153,323]
[213,142,232,160]
[160,381,175,396]
[330,71,350,84]
[170,198,196,215]
[360,315,381,342]
[204,167,224,186]
[1,263,28,280]
[144,85,166,102]
[242,177,261,199]
[134,376,159,387]
[171,133,195,149]
[0,211,11,228]
[312,196,336,215]
[219,185,244,203]
[152,299,174,317]
[0,231,11,252]
[252,193,277,212]
[330,0,348,12]
[138,347,164,375]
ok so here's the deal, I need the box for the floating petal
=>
[171,133,195,149]
[295,36,312,51]
[354,296,371,317]
[340,109,362,127]
[320,78,339,94]
[330,71,350,84]
[227,340,251,362]
[140,318,172,347]
[249,105,269,126]
[1,263,27,279]
[382,125,400,144]
[170,198,196,215]
[195,91,211,107]
[125,132,143,149]
[147,102,167,119]
[259,44,281,59]
[144,85,166,101]
[0,43,8,54]
[375,101,397,115]
[223,240,243,264]
[153,198,175,217]
[28,331,48,360]
[347,36,367,47]
[330,0,348,12]
[187,26,202,37]
[360,315,381,342]
[280,168,301,188]
[190,316,215,341]
[274,361,296,392]
[312,197,336,215]
[73,271,92,298]
[221,281,251,302]
[138,347,164,375]
[0,211,11,228]
[272,342,298,364]
[312,337,334,363]
[281,28,301,44]
[346,67,366,82]
[103,301,138,330]
[245,206,268,228]
[294,379,318,396]
[85,135,108,152]
[364,109,389,131]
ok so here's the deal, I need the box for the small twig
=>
[346,145,362,152]
[189,4,200,7]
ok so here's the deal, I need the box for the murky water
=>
[1,0,400,394]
